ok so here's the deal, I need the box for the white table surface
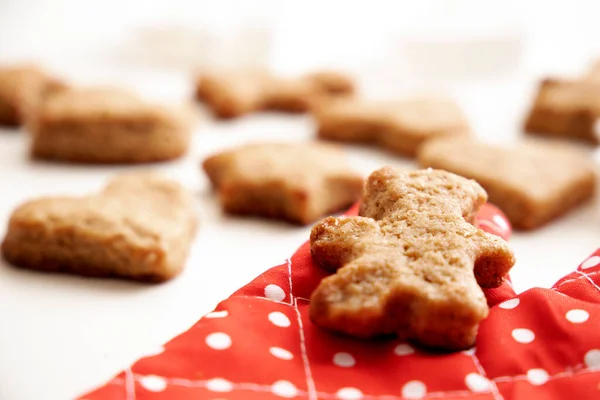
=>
[2,2,600,399]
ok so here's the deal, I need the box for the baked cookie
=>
[29,87,193,163]
[0,64,65,126]
[202,142,363,224]
[418,136,596,230]
[195,69,355,119]
[1,173,198,282]
[303,71,355,96]
[316,97,470,157]
[196,69,267,119]
[523,78,600,144]
[310,167,515,350]
[585,59,600,83]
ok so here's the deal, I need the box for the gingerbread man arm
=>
[471,229,517,288]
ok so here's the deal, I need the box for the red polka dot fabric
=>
[79,204,600,400]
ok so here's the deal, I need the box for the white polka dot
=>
[271,380,298,398]
[493,214,509,231]
[462,348,476,356]
[270,347,294,360]
[401,380,427,399]
[512,328,535,344]
[336,387,363,399]
[333,352,356,367]
[143,345,164,357]
[465,373,491,392]
[205,310,228,318]
[206,378,233,392]
[585,349,600,369]
[269,311,291,327]
[526,369,549,386]
[394,343,415,356]
[581,256,600,270]
[139,375,167,392]
[265,284,286,301]
[205,332,232,350]
[499,298,520,309]
[566,309,589,323]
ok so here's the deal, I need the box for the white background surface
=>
[2,1,600,399]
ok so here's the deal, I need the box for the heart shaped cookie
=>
[1,173,198,282]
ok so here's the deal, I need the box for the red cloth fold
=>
[80,204,600,400]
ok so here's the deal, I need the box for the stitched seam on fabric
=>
[576,270,600,294]
[104,261,600,399]
[108,364,600,399]
[288,257,294,306]
[124,367,135,400]
[314,389,478,399]
[493,363,592,384]
[290,258,318,400]
[109,376,480,399]
[469,353,504,400]
[553,271,600,290]
[109,375,497,399]
[236,295,293,306]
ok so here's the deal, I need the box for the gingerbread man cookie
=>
[309,167,515,350]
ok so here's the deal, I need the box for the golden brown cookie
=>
[523,78,600,144]
[195,69,355,119]
[316,97,470,157]
[202,142,364,224]
[29,87,193,163]
[1,173,198,282]
[304,71,355,95]
[309,167,515,350]
[0,64,65,126]
[418,136,596,230]
[585,59,600,83]
[195,69,268,119]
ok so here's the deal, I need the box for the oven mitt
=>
[79,204,600,400]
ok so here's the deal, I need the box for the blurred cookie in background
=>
[418,136,596,230]
[524,78,600,145]
[195,69,355,119]
[316,96,470,157]
[0,64,66,127]
[584,59,600,83]
[29,87,194,164]
[202,142,363,225]
[1,172,198,282]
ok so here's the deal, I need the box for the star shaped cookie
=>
[203,142,364,224]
